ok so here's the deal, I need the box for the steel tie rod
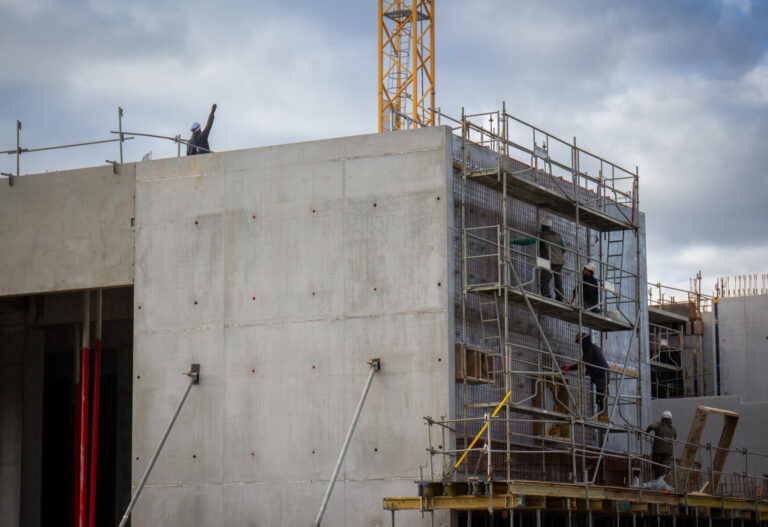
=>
[118,364,200,527]
[313,358,381,527]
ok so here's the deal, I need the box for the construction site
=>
[2,2,768,527]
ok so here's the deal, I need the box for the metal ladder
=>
[478,294,502,353]
[603,229,626,312]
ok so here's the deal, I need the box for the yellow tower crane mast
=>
[378,0,435,132]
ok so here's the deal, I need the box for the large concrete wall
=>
[0,164,135,296]
[716,295,768,402]
[131,128,454,526]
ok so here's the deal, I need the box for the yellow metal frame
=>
[453,391,511,471]
[378,0,435,131]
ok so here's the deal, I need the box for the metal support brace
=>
[118,107,124,164]
[14,120,20,186]
[118,364,200,527]
[313,358,381,527]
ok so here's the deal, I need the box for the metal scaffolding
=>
[387,109,768,525]
[648,278,715,398]
[425,105,645,489]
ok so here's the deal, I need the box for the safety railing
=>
[421,412,768,502]
[443,107,639,228]
[648,281,713,314]
[1,108,212,187]
[463,224,640,324]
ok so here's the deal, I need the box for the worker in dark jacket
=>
[511,217,565,301]
[580,262,600,313]
[562,332,609,422]
[187,103,217,155]
[646,411,677,479]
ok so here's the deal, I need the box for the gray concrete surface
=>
[715,295,768,402]
[0,164,135,296]
[131,128,454,526]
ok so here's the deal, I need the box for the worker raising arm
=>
[187,103,217,156]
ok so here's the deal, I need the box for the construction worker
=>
[646,410,677,480]
[511,217,565,301]
[187,103,217,156]
[580,262,600,313]
[562,332,609,422]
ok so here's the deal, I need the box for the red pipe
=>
[87,340,101,527]
[70,376,81,527]
[78,347,90,527]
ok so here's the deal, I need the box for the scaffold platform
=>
[466,284,634,332]
[383,479,768,521]
[466,168,635,232]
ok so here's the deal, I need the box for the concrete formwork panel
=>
[132,127,453,526]
[717,295,768,402]
[0,164,135,296]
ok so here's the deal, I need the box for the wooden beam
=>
[711,413,740,491]
[677,406,709,490]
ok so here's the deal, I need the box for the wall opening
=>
[0,287,133,527]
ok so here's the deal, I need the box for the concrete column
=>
[113,346,133,526]
[21,329,44,527]
[0,331,24,527]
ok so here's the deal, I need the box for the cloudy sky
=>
[1,0,766,295]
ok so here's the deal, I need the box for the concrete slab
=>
[0,164,135,296]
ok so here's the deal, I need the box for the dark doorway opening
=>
[0,287,133,527]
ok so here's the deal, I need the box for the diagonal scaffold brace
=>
[312,358,382,527]
[117,364,200,527]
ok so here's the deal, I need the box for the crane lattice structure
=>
[378,0,435,132]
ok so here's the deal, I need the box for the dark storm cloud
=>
[435,0,768,289]
[1,0,766,291]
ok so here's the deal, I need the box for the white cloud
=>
[648,243,768,295]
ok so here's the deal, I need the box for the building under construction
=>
[3,104,768,526]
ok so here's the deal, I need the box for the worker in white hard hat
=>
[187,103,217,156]
[645,411,677,480]
[511,217,565,301]
[578,262,600,313]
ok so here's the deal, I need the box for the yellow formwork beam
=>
[383,480,768,518]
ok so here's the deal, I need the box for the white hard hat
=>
[541,217,553,227]
[584,262,597,273]
[190,121,201,132]
[662,410,672,419]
